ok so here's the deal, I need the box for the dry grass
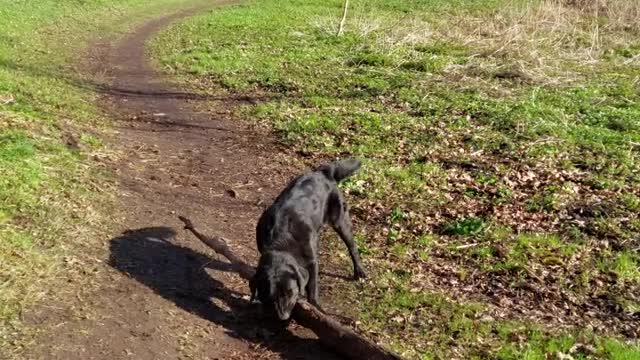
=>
[449,0,640,76]
[317,0,640,86]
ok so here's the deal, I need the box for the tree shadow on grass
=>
[0,57,277,103]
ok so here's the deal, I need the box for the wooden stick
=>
[337,0,350,36]
[179,216,255,280]
[178,216,403,360]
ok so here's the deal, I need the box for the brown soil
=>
[20,3,350,360]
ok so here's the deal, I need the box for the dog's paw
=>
[353,267,367,280]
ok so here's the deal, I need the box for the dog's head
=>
[250,253,308,320]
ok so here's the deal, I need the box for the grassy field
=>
[154,0,640,358]
[0,0,204,351]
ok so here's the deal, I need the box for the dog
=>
[249,159,367,320]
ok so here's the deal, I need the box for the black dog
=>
[249,159,367,320]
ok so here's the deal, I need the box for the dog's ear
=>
[293,265,309,297]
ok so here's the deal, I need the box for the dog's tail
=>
[317,159,361,183]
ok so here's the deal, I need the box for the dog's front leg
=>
[249,275,258,304]
[306,261,325,313]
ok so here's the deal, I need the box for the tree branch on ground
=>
[178,215,403,360]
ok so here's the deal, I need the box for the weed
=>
[442,217,487,236]
[612,252,640,282]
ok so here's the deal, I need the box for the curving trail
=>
[23,2,343,359]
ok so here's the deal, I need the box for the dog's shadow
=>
[108,227,340,359]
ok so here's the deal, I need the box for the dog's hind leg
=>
[329,195,367,280]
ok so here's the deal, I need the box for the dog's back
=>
[256,159,361,253]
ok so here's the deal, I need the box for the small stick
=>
[455,243,480,250]
[337,0,350,36]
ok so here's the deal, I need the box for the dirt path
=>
[22,3,344,360]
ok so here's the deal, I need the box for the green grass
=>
[361,267,640,359]
[153,0,640,357]
[442,217,488,236]
[0,0,206,352]
[611,252,640,282]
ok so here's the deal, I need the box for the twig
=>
[337,0,350,36]
[455,243,480,250]
[623,53,640,65]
